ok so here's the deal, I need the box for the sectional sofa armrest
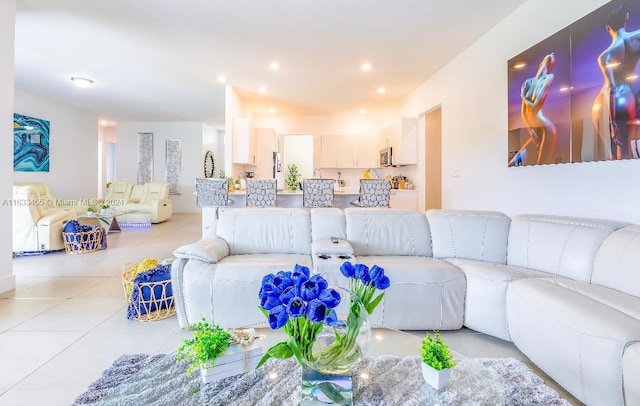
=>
[312,239,354,256]
[173,237,229,264]
[151,198,172,223]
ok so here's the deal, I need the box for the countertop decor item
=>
[285,164,301,192]
[420,330,456,390]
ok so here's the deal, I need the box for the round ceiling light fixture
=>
[70,77,94,88]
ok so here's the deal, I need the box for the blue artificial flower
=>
[375,275,391,290]
[354,263,371,283]
[310,274,328,291]
[306,299,327,323]
[369,265,385,283]
[286,296,306,318]
[300,279,320,301]
[276,270,293,280]
[318,288,341,309]
[340,261,355,278]
[293,264,311,278]
[272,275,292,295]
[325,309,338,326]
[268,304,289,329]
[261,293,282,310]
[279,285,296,306]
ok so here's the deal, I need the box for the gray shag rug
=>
[71,354,571,406]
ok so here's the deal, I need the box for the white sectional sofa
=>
[171,207,639,405]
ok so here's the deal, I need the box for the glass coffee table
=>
[96,328,569,405]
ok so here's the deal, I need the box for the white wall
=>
[0,1,16,294]
[13,90,99,200]
[116,121,205,213]
[399,0,640,223]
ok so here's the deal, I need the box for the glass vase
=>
[301,288,371,405]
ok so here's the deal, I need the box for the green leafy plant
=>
[176,318,233,375]
[218,169,226,179]
[285,164,300,192]
[86,206,95,213]
[100,203,110,210]
[420,331,456,371]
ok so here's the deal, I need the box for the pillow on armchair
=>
[126,264,173,320]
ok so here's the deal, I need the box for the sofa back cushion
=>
[592,225,640,297]
[427,209,511,263]
[217,208,311,255]
[106,182,133,202]
[344,208,431,256]
[507,214,628,282]
[310,208,346,241]
[129,184,146,203]
[143,182,169,203]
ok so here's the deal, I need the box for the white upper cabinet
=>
[397,117,418,165]
[232,118,257,165]
[321,135,376,169]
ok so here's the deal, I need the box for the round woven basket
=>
[122,264,176,322]
[63,228,104,254]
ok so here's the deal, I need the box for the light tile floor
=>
[0,213,581,405]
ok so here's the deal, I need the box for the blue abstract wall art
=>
[13,113,50,172]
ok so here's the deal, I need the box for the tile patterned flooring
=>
[0,213,581,405]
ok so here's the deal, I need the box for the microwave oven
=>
[380,147,392,167]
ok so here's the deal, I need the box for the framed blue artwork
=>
[13,113,50,172]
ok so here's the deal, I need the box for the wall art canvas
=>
[13,113,50,172]
[165,139,181,195]
[137,132,153,184]
[508,0,640,166]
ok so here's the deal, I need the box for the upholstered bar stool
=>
[303,179,335,208]
[353,179,391,207]
[195,178,234,218]
[246,179,278,207]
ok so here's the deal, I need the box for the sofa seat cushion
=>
[351,255,466,330]
[447,258,557,341]
[212,254,312,328]
[507,277,640,406]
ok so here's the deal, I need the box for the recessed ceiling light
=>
[258,86,267,93]
[359,108,366,114]
[70,77,93,88]
[270,62,280,70]
[217,75,227,83]
[268,107,276,114]
[361,63,372,71]
[377,87,386,94]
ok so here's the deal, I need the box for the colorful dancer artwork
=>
[13,113,50,172]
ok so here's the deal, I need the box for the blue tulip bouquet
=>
[256,262,391,370]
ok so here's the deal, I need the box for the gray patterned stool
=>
[195,178,234,218]
[356,179,391,207]
[303,179,334,208]
[246,179,278,207]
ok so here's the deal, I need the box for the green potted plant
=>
[176,318,233,381]
[86,206,95,215]
[420,330,456,390]
[100,203,110,215]
[285,164,300,192]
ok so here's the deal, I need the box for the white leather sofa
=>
[12,185,76,253]
[171,207,639,405]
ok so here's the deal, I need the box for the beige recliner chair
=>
[100,182,134,212]
[120,182,173,224]
[12,185,76,253]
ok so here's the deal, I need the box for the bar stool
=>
[246,179,278,207]
[353,179,391,207]
[195,178,234,218]
[302,179,335,208]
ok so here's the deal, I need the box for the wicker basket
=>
[63,228,104,254]
[122,264,176,322]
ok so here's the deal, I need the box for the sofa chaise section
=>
[507,219,635,406]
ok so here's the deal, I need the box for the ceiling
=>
[14,0,526,128]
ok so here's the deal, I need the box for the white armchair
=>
[12,185,76,253]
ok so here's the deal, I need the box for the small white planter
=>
[421,362,451,390]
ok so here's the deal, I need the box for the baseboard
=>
[0,273,16,294]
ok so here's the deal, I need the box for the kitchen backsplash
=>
[318,166,418,190]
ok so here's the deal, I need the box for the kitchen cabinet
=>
[321,135,377,169]
[396,117,418,165]
[233,118,257,165]
[389,190,418,210]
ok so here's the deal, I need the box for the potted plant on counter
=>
[285,164,300,192]
[420,330,456,390]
